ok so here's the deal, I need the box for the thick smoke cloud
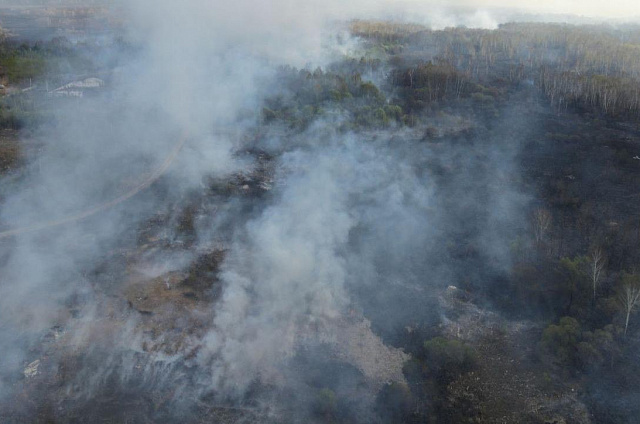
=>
[0,0,538,420]
[198,134,437,394]
[0,0,358,404]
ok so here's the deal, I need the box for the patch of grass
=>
[1,51,47,83]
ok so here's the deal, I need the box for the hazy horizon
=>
[0,0,637,22]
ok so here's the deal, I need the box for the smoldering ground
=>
[0,1,546,423]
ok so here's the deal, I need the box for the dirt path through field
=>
[0,130,188,240]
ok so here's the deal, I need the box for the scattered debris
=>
[439,287,592,423]
[23,359,40,379]
[49,77,105,98]
[296,316,410,391]
[333,317,409,388]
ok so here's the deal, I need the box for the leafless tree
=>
[533,208,552,246]
[589,247,605,303]
[618,275,640,337]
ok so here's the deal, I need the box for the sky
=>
[402,0,640,20]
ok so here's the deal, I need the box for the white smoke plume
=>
[0,0,570,420]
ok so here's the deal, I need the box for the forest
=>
[255,22,640,422]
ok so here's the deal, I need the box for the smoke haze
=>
[0,0,637,422]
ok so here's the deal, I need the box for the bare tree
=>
[533,208,552,246]
[618,274,640,337]
[589,247,605,303]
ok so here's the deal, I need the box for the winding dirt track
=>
[0,131,188,240]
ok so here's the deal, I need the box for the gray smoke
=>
[0,0,540,421]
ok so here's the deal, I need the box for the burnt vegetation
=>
[259,20,640,423]
[3,17,640,424]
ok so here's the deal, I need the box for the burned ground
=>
[2,14,640,424]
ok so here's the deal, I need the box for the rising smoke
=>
[0,0,574,421]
